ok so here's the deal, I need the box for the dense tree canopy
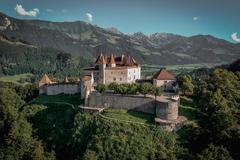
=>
[0,38,93,81]
[189,69,240,159]
[0,88,54,160]
[178,74,194,95]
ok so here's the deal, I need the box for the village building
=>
[152,69,177,92]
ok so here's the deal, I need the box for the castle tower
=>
[108,53,116,67]
[63,77,69,83]
[95,52,106,84]
[120,54,126,65]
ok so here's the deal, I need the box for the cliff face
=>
[1,12,240,65]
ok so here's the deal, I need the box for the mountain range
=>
[0,12,239,65]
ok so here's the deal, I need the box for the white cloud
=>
[15,4,40,17]
[231,32,240,43]
[193,16,199,21]
[86,12,93,22]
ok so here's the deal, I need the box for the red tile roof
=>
[125,56,138,66]
[153,69,176,80]
[39,74,53,84]
[95,53,139,67]
[95,53,106,64]
[82,75,92,81]
[108,54,116,64]
[63,77,69,83]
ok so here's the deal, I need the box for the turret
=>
[39,74,53,87]
[108,53,116,67]
[95,52,106,84]
[63,77,69,83]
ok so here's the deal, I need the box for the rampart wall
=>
[40,84,80,95]
[87,92,179,120]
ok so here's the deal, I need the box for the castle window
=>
[134,75,136,79]
[113,77,116,81]
[111,72,113,74]
[120,78,122,81]
[121,72,123,74]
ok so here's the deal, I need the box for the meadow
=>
[141,63,214,77]
[32,94,84,106]
[0,73,33,85]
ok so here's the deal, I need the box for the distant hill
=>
[0,12,240,65]
[0,33,91,79]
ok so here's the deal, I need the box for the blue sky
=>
[0,0,240,42]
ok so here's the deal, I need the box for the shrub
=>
[95,84,107,93]
[128,83,139,95]
[139,82,153,96]
[114,84,129,95]
[108,82,118,91]
[151,86,162,99]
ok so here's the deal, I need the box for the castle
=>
[83,53,141,85]
[39,53,182,130]
[39,53,177,96]
[39,53,142,97]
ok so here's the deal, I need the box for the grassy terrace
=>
[32,94,83,106]
[31,94,201,127]
[0,73,33,85]
[177,96,204,144]
[179,96,202,124]
[103,108,155,124]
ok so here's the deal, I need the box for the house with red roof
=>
[152,69,177,91]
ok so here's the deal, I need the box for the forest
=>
[0,65,239,159]
[0,34,93,82]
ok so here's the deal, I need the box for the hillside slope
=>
[0,33,91,79]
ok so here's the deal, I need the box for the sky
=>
[0,0,240,43]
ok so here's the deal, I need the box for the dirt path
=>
[98,113,156,127]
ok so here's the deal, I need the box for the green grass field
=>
[103,108,155,124]
[0,73,33,85]
[142,63,214,77]
[177,96,203,144]
[32,94,83,106]
[179,96,203,123]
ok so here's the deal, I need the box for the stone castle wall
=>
[40,83,80,95]
[155,101,179,120]
[87,92,179,120]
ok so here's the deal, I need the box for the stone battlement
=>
[87,91,179,121]
[39,83,80,95]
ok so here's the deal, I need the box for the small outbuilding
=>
[153,69,177,92]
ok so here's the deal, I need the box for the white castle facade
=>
[83,53,141,85]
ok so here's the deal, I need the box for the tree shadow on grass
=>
[127,110,155,124]
[179,97,203,121]
[180,97,194,107]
